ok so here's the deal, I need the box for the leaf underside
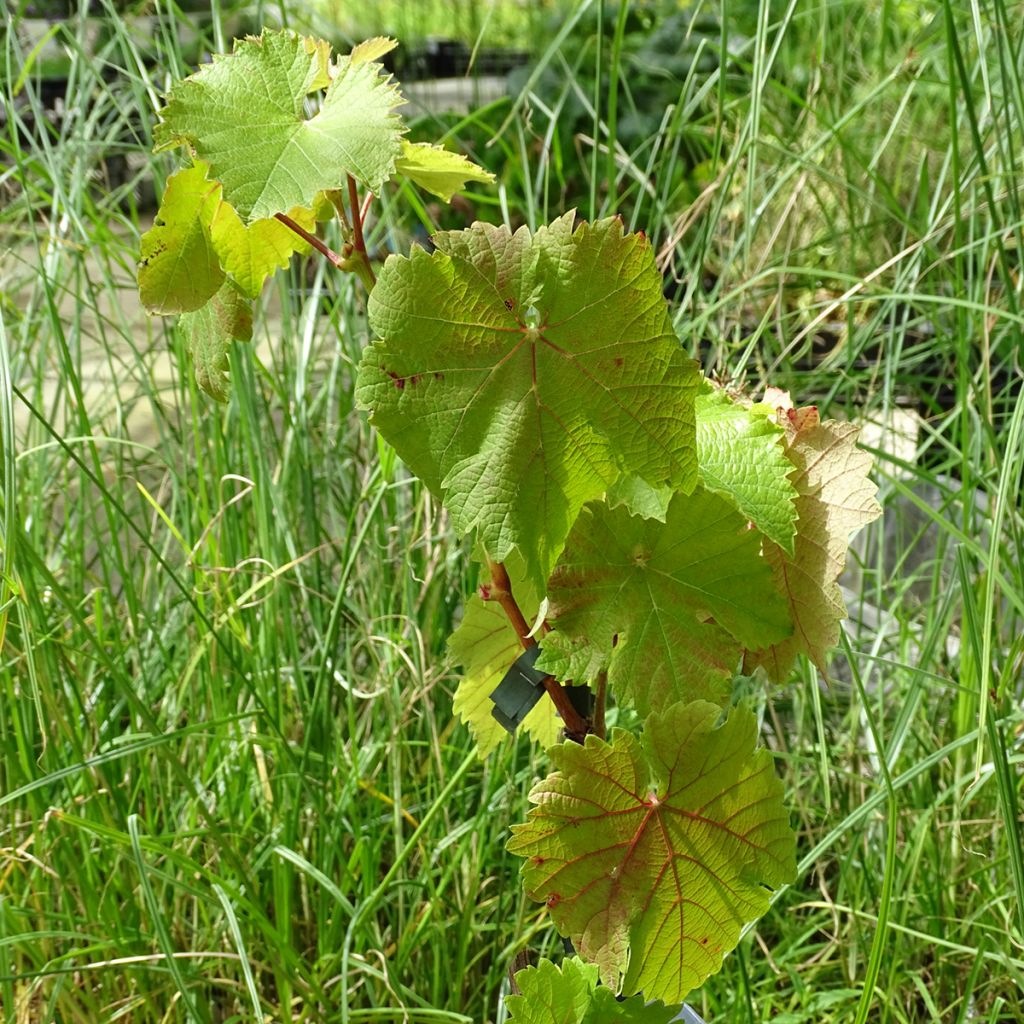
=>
[744,398,882,681]
[179,281,253,402]
[509,701,796,1004]
[357,213,701,589]
[538,488,793,714]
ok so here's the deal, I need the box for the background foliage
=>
[1,1,1022,1021]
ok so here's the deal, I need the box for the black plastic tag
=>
[489,645,548,734]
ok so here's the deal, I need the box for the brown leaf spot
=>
[545,893,560,908]
[387,371,405,391]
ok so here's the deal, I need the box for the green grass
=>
[1,1,1023,1022]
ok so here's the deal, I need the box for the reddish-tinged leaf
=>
[508,701,796,1003]
[744,394,881,681]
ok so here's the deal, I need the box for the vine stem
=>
[347,173,377,288]
[485,559,590,742]
[593,670,607,741]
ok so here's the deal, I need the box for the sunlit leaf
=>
[138,164,222,314]
[154,29,404,221]
[395,140,495,202]
[351,36,399,65]
[507,956,679,1023]
[449,555,562,756]
[695,382,798,552]
[357,214,700,588]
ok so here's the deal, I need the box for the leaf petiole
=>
[347,174,377,287]
[274,212,346,269]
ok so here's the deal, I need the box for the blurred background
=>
[1,2,1022,1022]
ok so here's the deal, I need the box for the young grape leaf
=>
[138,164,223,314]
[508,701,796,1004]
[350,36,399,65]
[449,557,562,756]
[507,956,679,1023]
[395,140,495,202]
[179,281,252,401]
[744,397,881,681]
[209,191,319,298]
[537,488,793,714]
[605,476,673,522]
[695,383,798,552]
[154,30,405,221]
[141,160,327,310]
[356,214,700,588]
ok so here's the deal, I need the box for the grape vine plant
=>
[138,29,882,1021]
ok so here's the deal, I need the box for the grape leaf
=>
[508,701,796,1004]
[507,956,679,1023]
[356,214,700,588]
[154,30,405,221]
[744,397,881,681]
[141,160,326,311]
[138,164,223,314]
[605,476,673,522]
[179,281,252,401]
[449,557,562,757]
[350,36,399,65]
[209,190,318,298]
[395,140,495,202]
[695,382,798,552]
[537,488,793,714]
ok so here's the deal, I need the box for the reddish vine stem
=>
[274,212,346,268]
[593,670,607,741]
[485,559,590,742]
[347,174,376,286]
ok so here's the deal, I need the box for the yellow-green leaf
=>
[506,956,679,1023]
[351,36,399,65]
[138,165,223,314]
[209,194,316,298]
[395,140,495,202]
[449,556,562,757]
